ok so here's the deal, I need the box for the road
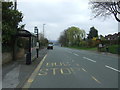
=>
[23,46,119,88]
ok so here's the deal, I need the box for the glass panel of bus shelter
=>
[31,36,37,61]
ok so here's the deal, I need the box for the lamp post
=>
[43,24,46,38]
[34,26,39,58]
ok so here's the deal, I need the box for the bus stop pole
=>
[35,26,39,58]
[36,42,39,58]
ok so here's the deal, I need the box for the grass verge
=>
[68,46,97,51]
[67,45,120,55]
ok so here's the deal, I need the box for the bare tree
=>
[89,0,120,22]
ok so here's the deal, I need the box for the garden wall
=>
[2,48,25,65]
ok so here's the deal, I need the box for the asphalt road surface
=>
[23,46,119,88]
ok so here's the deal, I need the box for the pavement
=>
[22,46,119,88]
[2,48,47,88]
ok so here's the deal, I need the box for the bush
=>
[86,40,99,48]
[2,45,12,53]
[79,41,87,47]
[108,45,120,54]
[102,40,119,45]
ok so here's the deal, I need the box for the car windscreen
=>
[48,44,53,46]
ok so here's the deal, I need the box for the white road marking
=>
[105,65,120,72]
[83,57,96,63]
[73,53,79,56]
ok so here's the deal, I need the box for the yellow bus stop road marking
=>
[91,76,101,84]
[81,68,87,72]
[22,54,47,88]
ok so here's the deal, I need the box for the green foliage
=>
[68,46,97,51]
[59,30,68,46]
[86,40,99,48]
[108,45,120,54]
[67,27,86,46]
[39,33,49,47]
[2,2,23,50]
[40,38,49,47]
[79,41,87,47]
[59,26,119,55]
[99,35,105,40]
[101,40,119,45]
[2,45,12,53]
[87,26,98,39]
[59,26,86,47]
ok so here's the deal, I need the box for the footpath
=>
[2,48,47,88]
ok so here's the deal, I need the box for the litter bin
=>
[26,52,31,65]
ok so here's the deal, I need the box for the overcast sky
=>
[17,0,118,40]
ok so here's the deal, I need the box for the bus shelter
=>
[16,30,37,65]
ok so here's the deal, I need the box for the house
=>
[105,32,120,40]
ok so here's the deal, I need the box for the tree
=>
[2,2,23,48]
[58,30,68,46]
[99,35,105,40]
[66,27,86,46]
[87,26,98,39]
[39,33,48,47]
[89,0,120,22]
[58,26,86,46]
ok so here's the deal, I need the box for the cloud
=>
[17,0,118,40]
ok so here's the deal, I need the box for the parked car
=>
[47,44,53,49]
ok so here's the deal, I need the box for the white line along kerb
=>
[83,57,96,63]
[105,65,120,73]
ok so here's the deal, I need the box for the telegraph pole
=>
[43,24,46,38]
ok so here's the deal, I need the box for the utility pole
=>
[43,24,46,38]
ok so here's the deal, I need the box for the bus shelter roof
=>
[16,29,37,37]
